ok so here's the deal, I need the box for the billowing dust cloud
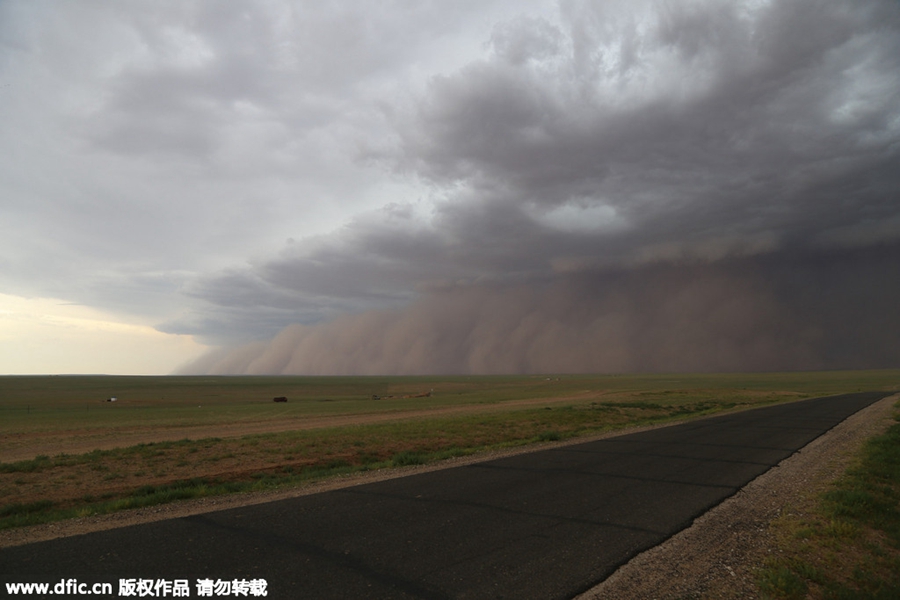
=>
[181,247,900,375]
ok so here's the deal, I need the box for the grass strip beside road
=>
[3,396,759,530]
[757,400,900,599]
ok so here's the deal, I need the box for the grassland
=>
[757,398,900,599]
[2,370,898,531]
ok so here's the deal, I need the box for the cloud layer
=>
[2,1,899,374]
[178,0,900,373]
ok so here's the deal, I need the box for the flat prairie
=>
[2,371,898,529]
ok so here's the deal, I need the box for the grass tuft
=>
[0,500,54,518]
[758,564,808,599]
[392,451,427,467]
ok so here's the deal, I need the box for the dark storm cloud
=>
[180,0,900,370]
[394,0,900,246]
[180,244,900,374]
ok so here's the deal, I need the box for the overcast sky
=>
[2,0,899,375]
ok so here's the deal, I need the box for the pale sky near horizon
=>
[2,0,899,375]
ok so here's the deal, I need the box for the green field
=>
[3,370,898,432]
[1,370,898,531]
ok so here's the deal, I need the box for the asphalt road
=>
[1,391,890,600]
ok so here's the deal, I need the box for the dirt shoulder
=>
[577,392,899,600]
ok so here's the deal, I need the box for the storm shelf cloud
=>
[2,0,899,375]
[180,245,900,375]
